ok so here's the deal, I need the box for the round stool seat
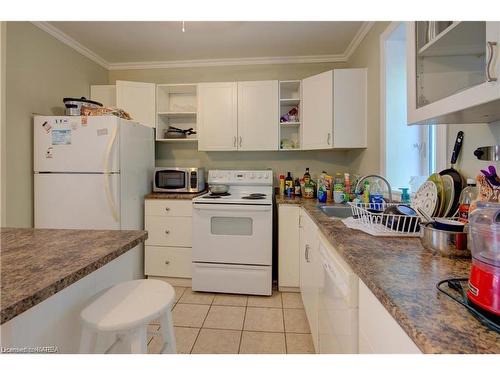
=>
[81,279,175,332]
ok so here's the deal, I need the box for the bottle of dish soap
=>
[369,180,384,210]
[399,188,411,204]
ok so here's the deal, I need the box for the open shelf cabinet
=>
[279,80,301,150]
[156,84,198,142]
[417,21,486,57]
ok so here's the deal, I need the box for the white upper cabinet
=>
[116,80,156,128]
[302,71,333,150]
[91,81,156,128]
[90,85,116,107]
[237,80,279,150]
[407,21,500,125]
[302,69,367,150]
[197,81,278,151]
[197,82,238,151]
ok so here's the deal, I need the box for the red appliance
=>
[467,202,500,316]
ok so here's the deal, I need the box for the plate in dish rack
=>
[413,181,438,218]
[441,174,455,218]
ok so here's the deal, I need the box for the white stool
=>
[79,279,176,354]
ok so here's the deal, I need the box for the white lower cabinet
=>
[144,199,193,278]
[145,246,192,278]
[299,209,321,352]
[278,205,300,290]
[358,280,422,353]
[144,216,192,247]
[280,205,423,354]
[317,232,359,354]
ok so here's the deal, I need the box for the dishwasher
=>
[317,237,359,353]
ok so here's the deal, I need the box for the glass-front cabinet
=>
[407,21,500,125]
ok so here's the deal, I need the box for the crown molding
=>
[31,22,110,69]
[107,54,347,70]
[344,21,375,60]
[33,21,375,71]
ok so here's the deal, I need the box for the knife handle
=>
[451,131,464,166]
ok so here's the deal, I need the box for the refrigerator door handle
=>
[104,125,120,223]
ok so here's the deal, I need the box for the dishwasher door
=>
[317,241,358,354]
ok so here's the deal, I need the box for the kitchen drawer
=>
[145,199,193,217]
[145,246,192,278]
[145,216,192,247]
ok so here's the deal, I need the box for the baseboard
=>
[147,276,192,287]
[278,286,300,293]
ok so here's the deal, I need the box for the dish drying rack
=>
[342,202,422,237]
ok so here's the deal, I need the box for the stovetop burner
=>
[202,192,231,199]
[241,193,267,200]
[437,278,500,333]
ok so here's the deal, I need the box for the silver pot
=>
[419,223,471,258]
[63,97,102,116]
[209,184,229,195]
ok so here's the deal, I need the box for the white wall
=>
[447,123,500,179]
[5,22,108,227]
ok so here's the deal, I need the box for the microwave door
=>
[155,170,186,191]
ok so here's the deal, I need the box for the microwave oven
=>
[153,167,205,193]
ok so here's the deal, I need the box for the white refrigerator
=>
[34,115,154,230]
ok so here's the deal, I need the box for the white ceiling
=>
[44,21,369,68]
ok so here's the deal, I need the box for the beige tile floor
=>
[147,287,314,354]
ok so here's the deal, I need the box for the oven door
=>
[192,203,272,265]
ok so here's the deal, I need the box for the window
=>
[381,22,439,194]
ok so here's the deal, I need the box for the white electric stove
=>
[192,170,273,296]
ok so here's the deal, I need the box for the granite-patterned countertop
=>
[276,196,500,354]
[0,228,147,325]
[145,190,207,200]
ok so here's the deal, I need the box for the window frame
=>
[379,22,447,199]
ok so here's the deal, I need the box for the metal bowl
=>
[419,224,471,258]
[209,184,229,195]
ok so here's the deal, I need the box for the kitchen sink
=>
[318,205,352,219]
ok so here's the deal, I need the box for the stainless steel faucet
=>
[354,175,393,203]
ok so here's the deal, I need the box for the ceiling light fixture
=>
[182,21,185,33]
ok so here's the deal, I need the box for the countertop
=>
[145,190,207,200]
[276,195,500,354]
[0,228,147,325]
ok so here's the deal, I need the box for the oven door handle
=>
[193,204,272,212]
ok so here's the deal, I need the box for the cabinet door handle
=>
[165,207,170,212]
[305,245,310,262]
[165,230,170,234]
[233,136,237,148]
[327,133,331,145]
[165,260,170,265]
[486,41,498,82]
[239,136,242,147]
